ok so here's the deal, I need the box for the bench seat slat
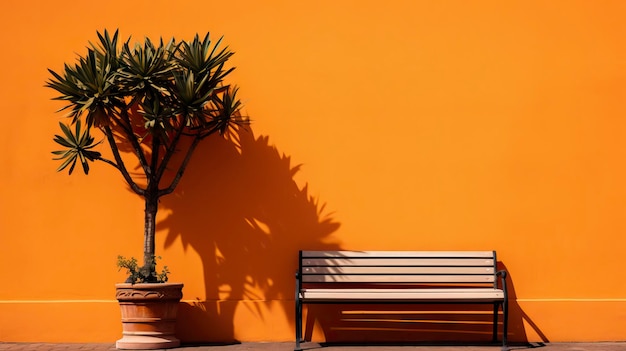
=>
[301,288,504,302]
[302,258,495,267]
[302,274,495,283]
[301,251,495,258]
[302,267,495,275]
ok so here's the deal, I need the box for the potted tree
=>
[46,30,247,349]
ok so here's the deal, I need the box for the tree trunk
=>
[143,194,158,281]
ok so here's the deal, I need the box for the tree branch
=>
[149,128,160,190]
[155,114,187,186]
[158,136,201,197]
[103,125,145,196]
[96,157,120,170]
[118,109,151,177]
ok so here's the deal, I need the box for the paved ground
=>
[0,342,625,351]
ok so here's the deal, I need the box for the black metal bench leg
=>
[492,303,499,343]
[295,299,303,351]
[502,300,509,351]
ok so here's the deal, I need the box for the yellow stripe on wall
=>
[0,300,116,303]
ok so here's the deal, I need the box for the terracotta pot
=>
[115,283,184,350]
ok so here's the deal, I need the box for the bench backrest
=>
[299,250,498,289]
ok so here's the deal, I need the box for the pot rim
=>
[115,282,184,289]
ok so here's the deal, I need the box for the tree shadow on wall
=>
[158,126,342,343]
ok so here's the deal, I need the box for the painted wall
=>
[1,0,625,344]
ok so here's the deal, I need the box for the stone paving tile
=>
[1,343,626,351]
[0,344,116,351]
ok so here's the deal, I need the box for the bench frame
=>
[295,250,508,351]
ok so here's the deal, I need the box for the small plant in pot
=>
[46,29,247,349]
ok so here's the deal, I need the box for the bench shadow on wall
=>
[157,126,342,343]
[307,262,549,347]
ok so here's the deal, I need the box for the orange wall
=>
[1,0,626,343]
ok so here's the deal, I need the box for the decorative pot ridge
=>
[115,283,184,302]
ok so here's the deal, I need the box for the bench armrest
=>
[295,271,302,300]
[496,270,508,300]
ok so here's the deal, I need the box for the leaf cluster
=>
[52,120,102,174]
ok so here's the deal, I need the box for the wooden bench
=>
[295,250,508,350]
